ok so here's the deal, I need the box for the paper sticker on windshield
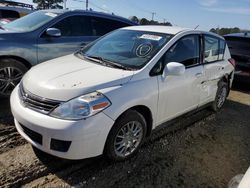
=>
[139,34,162,41]
[45,12,57,17]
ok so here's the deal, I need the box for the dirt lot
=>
[0,83,249,188]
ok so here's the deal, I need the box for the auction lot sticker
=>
[140,34,162,41]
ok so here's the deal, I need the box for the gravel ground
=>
[0,83,249,188]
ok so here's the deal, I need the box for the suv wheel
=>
[211,81,228,112]
[105,110,147,161]
[0,58,28,97]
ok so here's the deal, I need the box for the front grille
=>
[19,83,61,114]
[20,124,43,145]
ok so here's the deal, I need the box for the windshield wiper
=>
[84,55,134,71]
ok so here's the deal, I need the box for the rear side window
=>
[225,37,250,56]
[0,10,20,19]
[204,35,225,63]
[91,16,131,36]
[52,15,92,37]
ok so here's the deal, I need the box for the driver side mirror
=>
[46,28,61,37]
[163,62,185,77]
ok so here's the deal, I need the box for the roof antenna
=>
[194,25,199,30]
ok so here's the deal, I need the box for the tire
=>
[211,81,228,112]
[0,58,28,98]
[105,110,147,161]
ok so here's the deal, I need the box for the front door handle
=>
[195,73,203,77]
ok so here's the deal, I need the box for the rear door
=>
[156,34,205,124]
[200,35,227,105]
[37,15,96,63]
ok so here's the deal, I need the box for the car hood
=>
[22,54,134,101]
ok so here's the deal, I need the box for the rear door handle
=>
[195,73,203,77]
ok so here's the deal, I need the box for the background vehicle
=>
[224,33,250,83]
[0,9,137,97]
[11,26,235,161]
[0,0,33,19]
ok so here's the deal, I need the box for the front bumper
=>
[10,86,114,160]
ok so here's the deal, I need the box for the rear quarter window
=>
[225,37,250,56]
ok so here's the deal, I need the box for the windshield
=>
[79,29,173,69]
[2,11,60,32]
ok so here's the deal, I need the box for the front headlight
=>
[50,92,111,120]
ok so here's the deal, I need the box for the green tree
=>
[33,0,63,9]
[139,18,150,25]
[129,16,139,24]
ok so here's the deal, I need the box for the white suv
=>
[10,26,235,161]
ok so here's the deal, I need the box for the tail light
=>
[228,58,236,68]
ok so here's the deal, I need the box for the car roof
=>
[224,33,250,39]
[41,9,137,25]
[0,6,33,13]
[121,25,191,35]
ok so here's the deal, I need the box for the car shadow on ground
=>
[0,98,12,124]
[36,99,249,188]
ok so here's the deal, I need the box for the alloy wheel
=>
[0,67,23,96]
[114,121,143,157]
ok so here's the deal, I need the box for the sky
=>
[16,0,250,31]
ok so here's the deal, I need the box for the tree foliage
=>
[129,16,172,26]
[209,27,241,35]
[33,0,63,9]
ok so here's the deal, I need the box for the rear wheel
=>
[0,58,28,97]
[211,81,228,112]
[105,110,147,161]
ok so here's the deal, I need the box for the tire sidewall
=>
[212,81,228,111]
[0,58,28,98]
[105,110,147,161]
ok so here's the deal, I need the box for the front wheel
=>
[211,81,228,112]
[0,58,28,97]
[105,110,147,161]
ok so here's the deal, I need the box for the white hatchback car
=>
[11,26,235,161]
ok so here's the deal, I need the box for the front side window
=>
[204,35,226,63]
[52,15,92,37]
[79,29,172,69]
[164,35,200,67]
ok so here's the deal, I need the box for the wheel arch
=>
[220,73,232,96]
[109,105,153,138]
[0,55,32,69]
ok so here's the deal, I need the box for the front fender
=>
[100,77,158,127]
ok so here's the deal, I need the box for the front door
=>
[156,34,205,125]
[37,15,97,63]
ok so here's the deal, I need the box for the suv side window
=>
[0,10,20,18]
[52,15,92,37]
[150,35,200,76]
[204,35,225,63]
[91,16,130,36]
